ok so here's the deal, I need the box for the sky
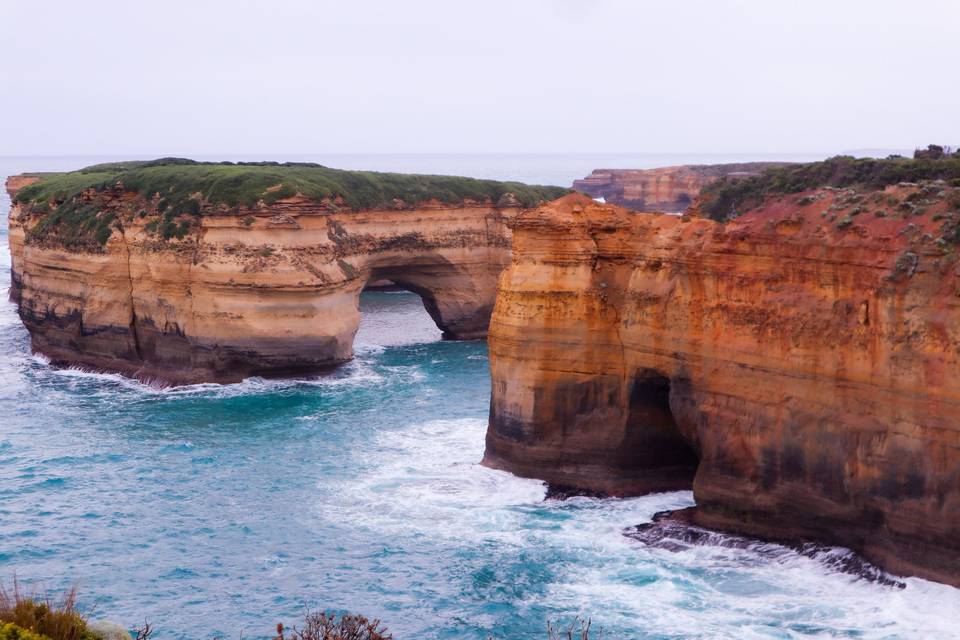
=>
[1,0,957,156]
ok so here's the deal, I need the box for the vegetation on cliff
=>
[695,153,960,222]
[14,159,569,250]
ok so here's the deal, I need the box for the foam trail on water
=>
[322,417,960,639]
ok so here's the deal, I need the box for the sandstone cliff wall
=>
[485,191,960,585]
[573,163,789,212]
[8,178,520,384]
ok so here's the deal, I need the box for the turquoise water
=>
[2,156,959,639]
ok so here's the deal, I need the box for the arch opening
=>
[363,266,452,338]
[349,256,493,353]
[620,369,699,488]
[352,257,492,343]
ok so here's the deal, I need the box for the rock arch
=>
[9,198,519,384]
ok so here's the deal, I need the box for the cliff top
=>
[9,158,570,251]
[12,158,569,213]
[694,154,960,222]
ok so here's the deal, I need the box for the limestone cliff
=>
[484,179,960,585]
[572,163,790,212]
[7,161,566,384]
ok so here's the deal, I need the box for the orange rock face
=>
[5,175,41,194]
[7,177,522,384]
[485,190,960,586]
[573,163,789,211]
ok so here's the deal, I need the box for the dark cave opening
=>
[621,370,700,482]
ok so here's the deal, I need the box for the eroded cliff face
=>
[8,177,520,384]
[485,190,960,585]
[573,163,789,212]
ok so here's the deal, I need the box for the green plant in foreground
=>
[0,621,49,640]
[0,580,94,640]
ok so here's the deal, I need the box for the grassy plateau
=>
[13,158,570,250]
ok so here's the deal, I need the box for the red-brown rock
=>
[573,163,790,211]
[484,188,960,586]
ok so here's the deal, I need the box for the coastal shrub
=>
[25,201,117,252]
[696,154,960,222]
[939,215,960,245]
[0,622,48,640]
[273,611,391,640]
[0,580,96,640]
[547,616,601,640]
[947,190,960,210]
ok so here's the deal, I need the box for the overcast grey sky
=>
[1,0,957,156]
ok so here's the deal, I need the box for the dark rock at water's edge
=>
[627,509,906,588]
[543,483,615,500]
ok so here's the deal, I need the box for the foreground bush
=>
[0,581,95,640]
[273,611,391,640]
[0,581,151,640]
[272,611,601,640]
[0,622,49,640]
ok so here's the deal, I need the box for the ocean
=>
[0,154,957,639]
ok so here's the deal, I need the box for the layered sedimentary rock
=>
[7,165,564,384]
[485,186,960,586]
[573,163,789,211]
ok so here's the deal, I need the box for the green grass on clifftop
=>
[14,158,569,250]
[15,158,569,213]
[697,154,960,222]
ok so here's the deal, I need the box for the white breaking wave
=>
[319,416,960,640]
[27,353,389,398]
